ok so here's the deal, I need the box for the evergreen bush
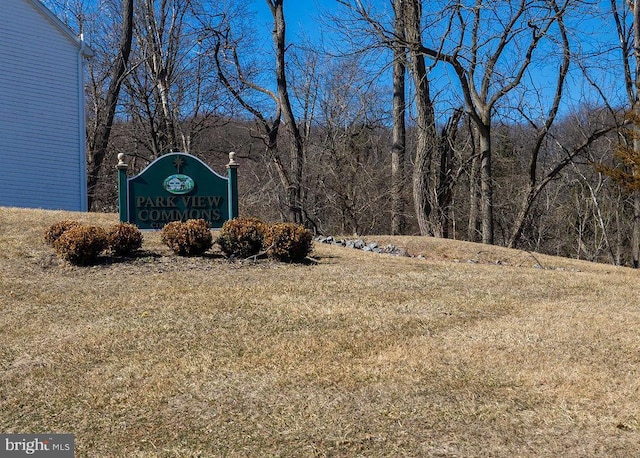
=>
[161,219,213,256]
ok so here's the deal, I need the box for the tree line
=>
[44,0,640,266]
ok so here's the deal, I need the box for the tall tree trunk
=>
[412,124,432,235]
[269,0,305,224]
[467,141,480,242]
[478,124,494,244]
[436,109,462,238]
[633,151,640,268]
[509,193,534,248]
[391,0,406,235]
[86,0,133,210]
[633,0,640,267]
[404,0,437,236]
[157,72,178,152]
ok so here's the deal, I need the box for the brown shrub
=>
[107,223,143,256]
[161,219,213,256]
[53,225,108,265]
[265,223,313,263]
[217,217,269,258]
[44,220,82,247]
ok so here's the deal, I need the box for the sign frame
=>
[117,152,238,230]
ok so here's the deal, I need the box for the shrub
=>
[54,225,108,265]
[217,217,269,258]
[161,219,213,256]
[265,222,313,263]
[107,223,143,256]
[44,220,82,247]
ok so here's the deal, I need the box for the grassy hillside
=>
[1,206,640,457]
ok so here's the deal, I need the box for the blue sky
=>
[251,0,338,44]
[42,0,631,119]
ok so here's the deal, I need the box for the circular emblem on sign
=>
[163,174,195,194]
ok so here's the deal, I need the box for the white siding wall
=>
[0,0,86,211]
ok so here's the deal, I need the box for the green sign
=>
[117,152,239,230]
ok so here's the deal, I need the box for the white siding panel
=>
[0,0,85,211]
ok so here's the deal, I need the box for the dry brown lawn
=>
[2,206,640,457]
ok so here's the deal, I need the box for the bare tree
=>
[571,0,640,266]
[269,0,306,224]
[614,0,640,267]
[124,0,191,157]
[85,0,133,210]
[110,0,233,166]
[410,0,573,244]
[335,0,569,243]
[505,0,571,247]
[308,54,390,235]
[403,0,439,236]
[435,108,464,238]
[210,0,307,224]
[391,0,407,235]
[335,0,442,236]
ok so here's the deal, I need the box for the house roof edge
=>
[27,0,94,57]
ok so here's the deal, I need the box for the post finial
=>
[227,151,238,167]
[117,153,127,169]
